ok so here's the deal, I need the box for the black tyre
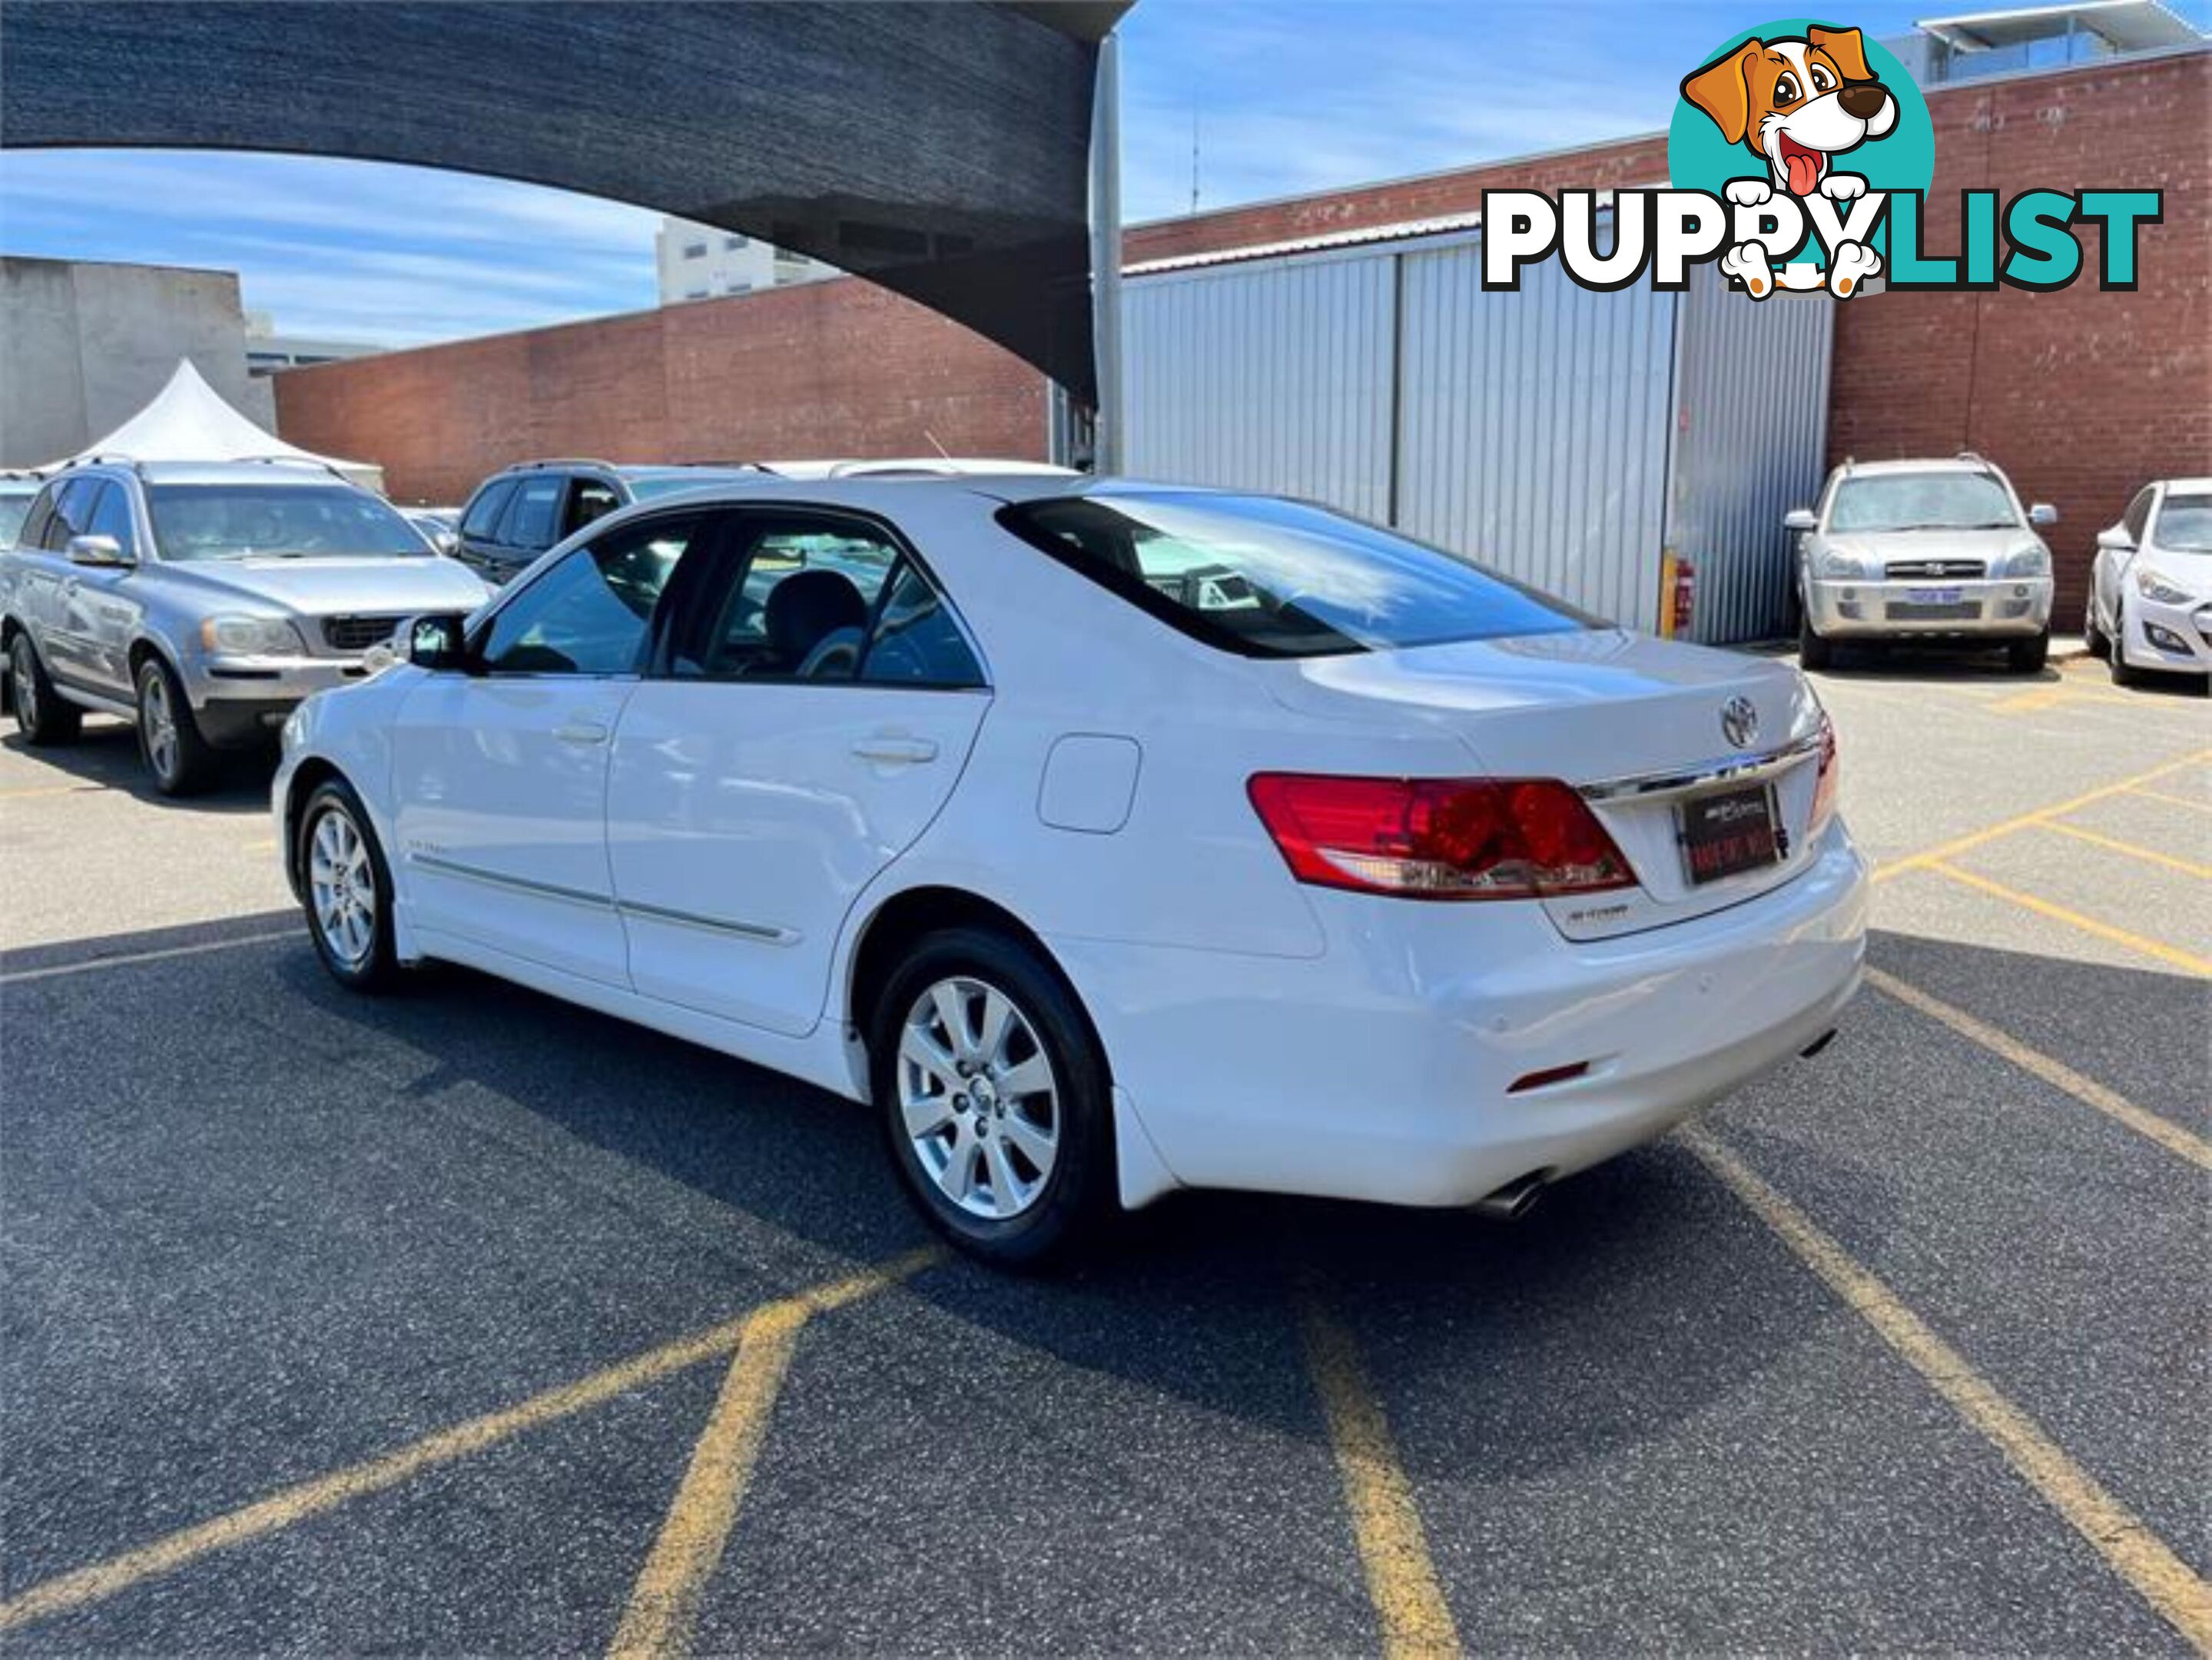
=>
[135,655,217,795]
[1798,613,1835,671]
[2109,603,2148,688]
[8,632,82,745]
[871,926,1116,1267]
[297,778,403,991]
[2006,629,2050,675]
[2083,592,2108,659]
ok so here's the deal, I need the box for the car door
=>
[390,510,707,986]
[454,476,519,586]
[55,480,144,698]
[489,472,568,584]
[31,478,111,692]
[607,507,991,1038]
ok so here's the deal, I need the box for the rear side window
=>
[565,478,622,536]
[41,478,103,550]
[998,493,1590,659]
[499,476,565,550]
[673,516,900,682]
[462,479,518,539]
[861,562,983,687]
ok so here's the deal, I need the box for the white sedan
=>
[274,478,1868,1263]
[2089,477,2212,686]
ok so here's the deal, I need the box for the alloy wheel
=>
[897,975,1060,1220]
[308,806,378,968]
[12,640,37,729]
[140,669,178,782]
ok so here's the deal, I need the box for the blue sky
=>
[1,0,2202,347]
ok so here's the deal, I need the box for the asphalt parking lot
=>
[2,649,2206,1656]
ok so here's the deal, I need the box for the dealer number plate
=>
[1906,586,1965,604]
[1680,783,1783,886]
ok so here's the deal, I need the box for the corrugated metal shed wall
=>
[1665,265,1835,644]
[1123,251,1395,524]
[1123,228,1832,643]
[1395,243,1675,632]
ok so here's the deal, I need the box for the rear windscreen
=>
[997,493,1591,659]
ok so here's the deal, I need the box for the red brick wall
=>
[273,279,1046,505]
[1829,49,2210,619]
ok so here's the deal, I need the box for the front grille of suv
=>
[322,615,407,653]
[1883,559,1986,579]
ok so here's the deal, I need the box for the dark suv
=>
[453,460,766,586]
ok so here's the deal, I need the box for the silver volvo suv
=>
[1789,454,2058,674]
[2,459,488,794]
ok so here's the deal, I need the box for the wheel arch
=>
[280,756,351,895]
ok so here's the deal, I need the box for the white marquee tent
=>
[51,359,385,493]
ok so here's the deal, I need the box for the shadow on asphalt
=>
[1,720,280,811]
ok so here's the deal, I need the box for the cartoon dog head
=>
[1680,25,1898,196]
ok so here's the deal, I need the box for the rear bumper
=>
[1806,576,2051,639]
[1054,821,1869,1210]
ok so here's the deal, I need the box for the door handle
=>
[553,719,610,746]
[851,735,938,765]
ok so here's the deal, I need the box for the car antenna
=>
[921,430,951,460]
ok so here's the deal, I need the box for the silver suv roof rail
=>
[231,454,359,486]
[507,457,621,474]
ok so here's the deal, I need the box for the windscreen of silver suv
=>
[1828,473,2021,533]
[147,484,432,561]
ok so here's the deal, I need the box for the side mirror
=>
[433,530,461,556]
[2095,526,2134,552]
[2028,503,2058,526]
[1783,508,1818,533]
[66,533,131,568]
[404,613,472,672]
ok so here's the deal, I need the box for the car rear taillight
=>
[1809,713,1839,836]
[1246,773,1635,901]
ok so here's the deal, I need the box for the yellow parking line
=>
[1988,685,2076,713]
[609,1247,940,1659]
[1684,1129,2212,1652]
[1922,862,2212,977]
[1866,968,2210,1170]
[2130,787,2212,816]
[1875,749,2212,883]
[2034,820,2212,881]
[1298,1292,1461,1659]
[0,1251,937,1636]
[0,782,106,799]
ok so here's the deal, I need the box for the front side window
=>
[462,478,518,539]
[2151,493,2212,555]
[145,484,429,563]
[478,515,701,676]
[673,516,900,681]
[2122,486,2156,544]
[86,480,138,559]
[999,493,1590,659]
[499,476,565,551]
[1827,473,2021,534]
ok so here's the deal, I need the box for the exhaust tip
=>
[1799,1028,1839,1060]
[1472,1170,1550,1221]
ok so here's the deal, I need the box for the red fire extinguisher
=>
[1660,553,1696,638]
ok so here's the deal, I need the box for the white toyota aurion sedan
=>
[276,478,1868,1263]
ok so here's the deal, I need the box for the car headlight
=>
[201,614,308,656]
[1817,549,1864,579]
[2134,567,2195,606]
[1999,544,2051,579]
